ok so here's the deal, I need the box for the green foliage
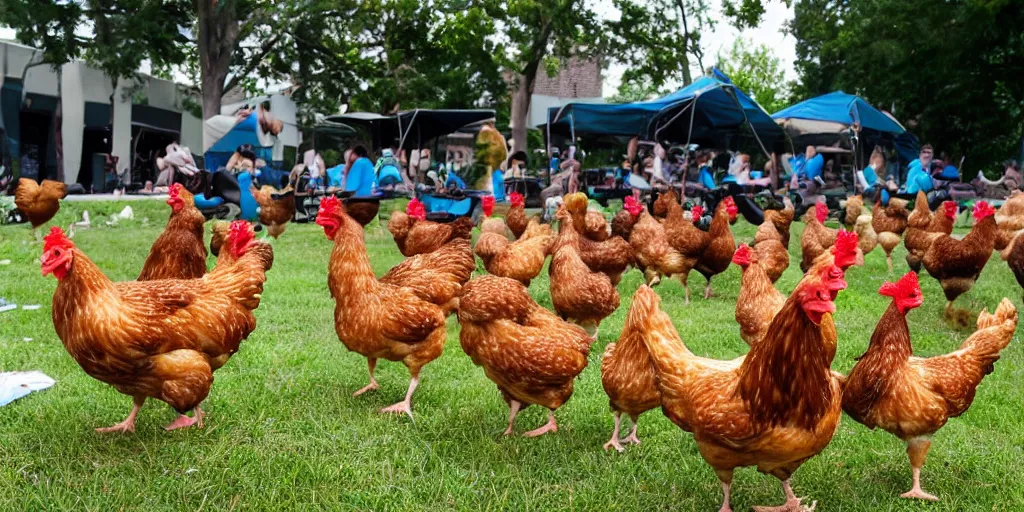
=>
[608,0,715,89]
[0,0,191,90]
[716,38,793,113]
[788,0,1024,171]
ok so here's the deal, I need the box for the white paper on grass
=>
[0,371,56,406]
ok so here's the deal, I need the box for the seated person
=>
[822,159,842,189]
[505,151,528,180]
[302,149,326,190]
[976,159,1022,198]
[549,147,560,173]
[857,149,885,201]
[343,145,376,196]
[647,143,670,189]
[685,151,717,198]
[203,104,282,155]
[229,148,257,175]
[375,149,403,190]
[789,145,825,190]
[903,145,936,195]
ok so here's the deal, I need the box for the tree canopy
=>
[789,0,1024,171]
[716,38,792,114]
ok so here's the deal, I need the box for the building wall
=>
[532,58,603,99]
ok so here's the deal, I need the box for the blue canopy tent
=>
[772,91,920,169]
[546,72,786,154]
[204,112,274,171]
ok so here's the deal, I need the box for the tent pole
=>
[724,86,772,168]
[651,101,693,141]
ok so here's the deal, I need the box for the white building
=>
[0,40,300,190]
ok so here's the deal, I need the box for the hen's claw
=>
[352,381,379,397]
[603,439,624,452]
[752,497,816,512]
[95,419,136,433]
[380,400,413,420]
[620,431,641,445]
[900,489,938,501]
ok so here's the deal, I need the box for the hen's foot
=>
[165,414,199,431]
[523,413,558,438]
[887,256,894,273]
[900,489,938,501]
[752,497,816,512]
[703,283,714,299]
[603,438,624,452]
[380,400,413,420]
[352,381,379,397]
[620,431,641,445]
[95,419,136,434]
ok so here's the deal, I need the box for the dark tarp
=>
[131,104,182,133]
[84,102,112,129]
[545,73,785,152]
[772,91,919,166]
[395,109,495,150]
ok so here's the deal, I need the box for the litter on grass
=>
[0,372,55,407]
[21,305,41,310]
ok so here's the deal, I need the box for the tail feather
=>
[631,286,693,366]
[204,242,274,310]
[962,299,1018,361]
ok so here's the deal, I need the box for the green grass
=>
[1,199,1022,511]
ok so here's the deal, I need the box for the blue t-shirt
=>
[699,166,716,189]
[861,166,879,187]
[905,159,933,194]
[803,154,824,180]
[550,157,560,171]
[346,157,376,196]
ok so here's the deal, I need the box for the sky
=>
[1,1,798,99]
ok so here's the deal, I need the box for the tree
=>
[788,0,1024,171]
[0,0,191,178]
[716,38,792,113]
[608,0,714,91]
[493,0,602,154]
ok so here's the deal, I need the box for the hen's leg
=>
[503,400,522,436]
[621,414,641,445]
[523,410,558,437]
[380,371,418,420]
[603,411,624,452]
[96,396,145,433]
[886,253,894,273]
[900,438,938,501]
[704,277,714,299]
[714,469,734,512]
[679,275,691,304]
[353,358,379,397]
[752,479,816,512]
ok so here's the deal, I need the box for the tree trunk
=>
[510,19,555,155]
[54,67,63,182]
[198,0,241,120]
[676,0,693,85]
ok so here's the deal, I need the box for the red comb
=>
[732,243,753,267]
[509,192,524,207]
[623,196,643,216]
[831,229,859,269]
[318,195,341,216]
[482,195,495,217]
[815,201,829,222]
[226,220,255,258]
[942,201,958,219]
[879,271,920,299]
[168,183,181,197]
[690,205,704,222]
[407,198,427,220]
[973,201,994,220]
[43,226,74,252]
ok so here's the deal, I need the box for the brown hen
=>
[923,201,998,316]
[251,185,295,238]
[388,198,473,256]
[872,197,910,272]
[15,178,66,233]
[458,276,593,437]
[138,183,208,281]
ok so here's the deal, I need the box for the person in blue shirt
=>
[344,145,376,196]
[802,146,825,184]
[903,144,935,194]
[549,147,560,173]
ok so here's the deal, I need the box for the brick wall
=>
[533,58,603,98]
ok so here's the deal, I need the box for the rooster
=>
[251,185,295,238]
[457,276,593,437]
[505,192,530,239]
[317,196,473,418]
[800,202,836,272]
[872,197,910,272]
[905,199,956,272]
[923,201,997,317]
[42,221,273,432]
[636,251,850,512]
[14,178,67,237]
[843,271,1017,501]
[388,198,474,256]
[138,183,208,281]
[736,231,860,348]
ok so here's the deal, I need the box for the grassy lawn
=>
[1,198,1022,511]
